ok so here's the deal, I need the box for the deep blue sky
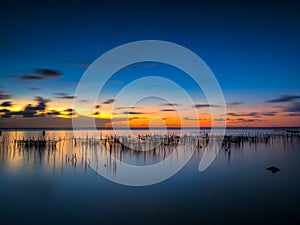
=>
[0,0,299,127]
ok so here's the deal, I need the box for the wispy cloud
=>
[184,117,201,121]
[18,75,44,80]
[261,112,277,116]
[227,112,261,118]
[34,68,62,78]
[194,104,220,108]
[115,106,143,110]
[161,109,176,112]
[102,99,115,104]
[14,68,62,81]
[0,90,11,100]
[62,108,76,116]
[227,101,244,106]
[284,102,300,112]
[287,113,300,116]
[227,118,262,123]
[29,87,42,90]
[54,93,76,99]
[160,103,181,107]
[123,111,144,115]
[266,95,300,103]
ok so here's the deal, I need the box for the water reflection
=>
[1,129,299,177]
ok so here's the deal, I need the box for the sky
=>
[0,0,299,128]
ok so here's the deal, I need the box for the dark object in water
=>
[267,166,280,174]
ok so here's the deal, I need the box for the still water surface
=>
[0,129,299,225]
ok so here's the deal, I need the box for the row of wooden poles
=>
[8,130,300,151]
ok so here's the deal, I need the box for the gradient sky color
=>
[0,0,299,128]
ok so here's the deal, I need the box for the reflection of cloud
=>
[54,93,76,99]
[102,99,115,104]
[284,102,300,112]
[0,101,12,107]
[266,95,300,103]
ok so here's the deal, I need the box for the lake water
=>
[0,128,299,225]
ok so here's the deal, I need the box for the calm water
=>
[0,128,300,225]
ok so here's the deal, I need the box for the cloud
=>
[102,99,115,104]
[261,112,277,116]
[0,101,12,107]
[227,112,261,118]
[95,104,101,109]
[0,91,11,100]
[14,68,62,81]
[115,106,142,110]
[287,113,300,116]
[214,118,226,122]
[266,95,300,103]
[227,118,262,123]
[34,96,50,111]
[0,116,111,129]
[238,118,263,122]
[0,96,50,118]
[46,110,61,116]
[194,104,220,108]
[184,117,201,121]
[62,108,76,116]
[54,93,76,99]
[161,109,176,112]
[18,75,44,80]
[123,111,144,115]
[0,109,10,113]
[29,87,42,90]
[284,102,300,112]
[227,101,244,106]
[34,68,62,78]
[160,103,180,107]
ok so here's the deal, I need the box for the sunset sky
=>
[0,0,299,128]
